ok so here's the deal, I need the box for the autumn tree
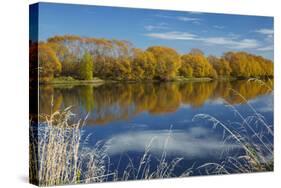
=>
[131,49,156,80]
[130,49,145,80]
[223,51,273,78]
[78,52,93,80]
[41,35,273,81]
[181,49,216,78]
[208,55,232,77]
[147,46,181,80]
[38,43,62,82]
[47,41,78,77]
[179,55,193,77]
[259,58,273,77]
[111,58,132,80]
[190,48,204,56]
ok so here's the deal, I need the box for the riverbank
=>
[42,76,105,86]
[40,76,272,85]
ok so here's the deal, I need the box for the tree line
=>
[29,35,274,82]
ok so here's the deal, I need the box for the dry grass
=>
[193,78,273,174]
[30,108,190,186]
[29,107,111,186]
[113,128,192,181]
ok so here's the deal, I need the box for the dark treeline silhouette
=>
[30,35,274,82]
[39,80,273,125]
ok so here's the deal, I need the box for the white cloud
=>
[255,29,274,35]
[255,29,274,44]
[198,37,259,49]
[227,33,240,39]
[202,37,229,44]
[256,45,274,51]
[156,14,201,24]
[177,16,201,22]
[144,23,169,31]
[229,39,259,49]
[145,31,260,49]
[176,17,201,24]
[145,31,197,40]
[213,25,225,29]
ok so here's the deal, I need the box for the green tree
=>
[79,52,93,80]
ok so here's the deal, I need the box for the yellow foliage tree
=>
[181,50,215,78]
[131,48,156,80]
[147,46,181,80]
[208,55,232,77]
[38,43,62,82]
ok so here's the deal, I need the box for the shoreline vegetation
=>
[43,76,217,85]
[30,35,273,85]
[42,76,269,86]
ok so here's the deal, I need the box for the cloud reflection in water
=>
[106,127,241,159]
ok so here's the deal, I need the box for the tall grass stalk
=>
[114,126,191,180]
[29,108,110,186]
[30,108,191,186]
[193,79,273,174]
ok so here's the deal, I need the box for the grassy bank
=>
[173,76,213,82]
[39,76,253,86]
[40,75,273,86]
[43,76,105,85]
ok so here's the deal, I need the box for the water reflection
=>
[39,80,272,125]
[106,128,241,158]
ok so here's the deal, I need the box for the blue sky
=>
[34,2,274,60]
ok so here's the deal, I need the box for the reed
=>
[30,108,190,186]
[29,107,110,186]
[193,79,273,174]
[114,128,192,181]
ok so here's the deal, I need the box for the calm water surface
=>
[39,80,273,177]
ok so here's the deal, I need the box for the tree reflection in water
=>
[39,80,273,126]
